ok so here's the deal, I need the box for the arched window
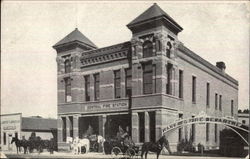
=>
[64,59,71,73]
[143,41,153,58]
[166,42,172,58]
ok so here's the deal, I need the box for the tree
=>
[243,109,249,113]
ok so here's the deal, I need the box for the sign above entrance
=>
[85,101,128,112]
[163,116,243,133]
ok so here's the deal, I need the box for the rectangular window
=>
[192,76,196,103]
[179,70,183,98]
[231,100,234,116]
[65,78,71,102]
[62,117,66,142]
[166,63,173,95]
[206,83,210,107]
[64,59,71,73]
[179,114,183,142]
[191,116,195,142]
[94,73,100,101]
[206,123,209,141]
[215,93,218,110]
[153,65,156,93]
[219,95,222,111]
[85,75,90,101]
[69,116,73,138]
[125,68,132,97]
[215,124,217,142]
[139,112,145,142]
[114,70,121,98]
[143,63,153,94]
[3,132,6,145]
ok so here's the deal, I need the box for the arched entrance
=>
[162,114,249,145]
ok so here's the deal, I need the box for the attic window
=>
[143,41,154,58]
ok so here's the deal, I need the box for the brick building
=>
[53,3,238,151]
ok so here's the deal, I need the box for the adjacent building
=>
[53,3,238,151]
[238,112,249,126]
[0,113,57,151]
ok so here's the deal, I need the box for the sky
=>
[1,1,249,118]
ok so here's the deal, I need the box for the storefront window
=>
[3,132,6,145]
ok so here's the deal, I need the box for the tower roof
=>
[53,28,97,48]
[127,3,183,33]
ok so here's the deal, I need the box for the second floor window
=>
[125,68,132,97]
[114,70,121,98]
[143,62,154,94]
[64,59,71,73]
[219,95,222,111]
[206,83,210,107]
[143,41,154,58]
[166,63,173,95]
[179,70,183,98]
[231,100,234,116]
[192,76,196,103]
[65,77,71,102]
[94,73,100,101]
[85,75,90,101]
[215,93,218,109]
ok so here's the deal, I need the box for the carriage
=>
[104,136,140,159]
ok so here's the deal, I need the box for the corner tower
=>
[53,28,97,148]
[127,3,183,143]
[53,28,97,74]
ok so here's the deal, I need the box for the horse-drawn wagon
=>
[103,136,141,159]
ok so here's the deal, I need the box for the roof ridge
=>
[127,3,182,31]
[53,28,97,48]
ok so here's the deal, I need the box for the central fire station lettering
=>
[87,102,128,111]
[163,116,242,133]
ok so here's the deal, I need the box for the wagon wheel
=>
[135,149,142,159]
[125,148,136,158]
[111,147,122,159]
[93,142,99,152]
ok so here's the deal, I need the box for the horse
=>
[141,135,172,159]
[97,135,105,153]
[71,137,90,154]
[78,138,90,154]
[11,137,29,154]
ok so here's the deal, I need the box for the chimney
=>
[216,61,226,73]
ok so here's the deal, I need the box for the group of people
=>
[116,125,135,149]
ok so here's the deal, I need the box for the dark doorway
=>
[105,114,130,139]
[139,112,145,143]
[149,111,156,142]
[79,116,99,138]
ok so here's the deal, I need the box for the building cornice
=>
[178,44,238,87]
